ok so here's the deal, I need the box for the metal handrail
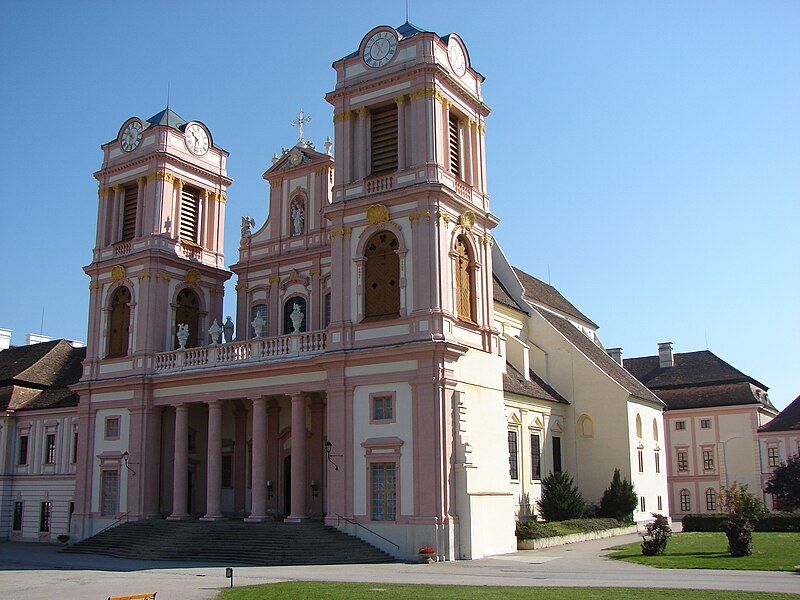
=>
[94,511,130,537]
[335,513,399,549]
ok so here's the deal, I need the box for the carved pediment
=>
[262,142,332,179]
[280,269,310,290]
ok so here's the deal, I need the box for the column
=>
[285,393,308,522]
[198,189,208,247]
[246,397,268,522]
[111,185,123,244]
[233,405,247,515]
[173,177,183,240]
[356,107,369,179]
[463,119,474,186]
[135,177,146,237]
[395,96,407,171]
[201,400,225,520]
[266,399,281,513]
[167,403,190,520]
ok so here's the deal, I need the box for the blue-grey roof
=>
[145,108,187,131]
[340,22,438,61]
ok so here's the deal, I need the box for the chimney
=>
[607,347,623,365]
[26,333,52,346]
[0,328,11,351]
[658,341,674,368]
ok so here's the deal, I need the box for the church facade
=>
[4,23,669,560]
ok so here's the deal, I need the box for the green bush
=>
[723,518,753,556]
[765,455,800,511]
[718,483,770,522]
[641,513,672,556]
[682,513,800,533]
[598,468,638,523]
[516,518,622,540]
[536,471,586,521]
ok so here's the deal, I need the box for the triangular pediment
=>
[262,142,332,179]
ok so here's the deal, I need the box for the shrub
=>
[765,455,800,511]
[718,483,770,522]
[723,518,753,557]
[641,513,672,556]
[516,517,622,540]
[682,513,800,532]
[598,468,638,523]
[536,471,586,521]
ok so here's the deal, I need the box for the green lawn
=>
[216,583,799,600]
[608,532,800,571]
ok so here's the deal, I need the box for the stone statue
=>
[251,313,265,339]
[241,216,256,239]
[290,303,304,334]
[290,201,304,236]
[324,136,333,156]
[208,319,221,344]
[176,323,189,350]
[223,316,234,343]
[164,216,172,235]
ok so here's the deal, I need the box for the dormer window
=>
[370,104,398,174]
[448,112,460,177]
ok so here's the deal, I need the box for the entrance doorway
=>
[283,455,291,515]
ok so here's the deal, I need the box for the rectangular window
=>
[370,104,398,174]
[72,432,78,464]
[13,502,23,531]
[638,450,644,473]
[530,433,541,480]
[120,184,138,241]
[680,491,691,512]
[221,454,233,489]
[677,450,688,472]
[767,447,780,468]
[675,421,686,431]
[508,430,519,480]
[180,185,201,243]
[370,462,396,521]
[552,436,562,474]
[104,417,120,440]
[101,470,119,516]
[657,496,662,511]
[372,395,394,422]
[44,434,56,465]
[39,502,52,533]
[700,419,711,429]
[703,449,714,470]
[655,451,661,474]
[18,435,29,466]
[640,496,646,513]
[706,489,717,511]
[448,112,460,177]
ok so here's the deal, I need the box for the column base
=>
[244,515,270,523]
[199,514,227,522]
[166,514,192,521]
[284,515,310,523]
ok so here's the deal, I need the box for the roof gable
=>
[512,267,597,329]
[759,394,800,432]
[262,143,332,179]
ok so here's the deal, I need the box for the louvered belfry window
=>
[370,104,398,175]
[121,184,138,241]
[448,112,461,178]
[454,235,474,323]
[107,286,131,358]
[180,185,200,243]
[364,231,400,321]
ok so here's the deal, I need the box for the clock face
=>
[363,30,398,68]
[184,123,209,156]
[121,120,143,152]
[448,39,466,77]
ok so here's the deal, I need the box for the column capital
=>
[355,106,369,118]
[205,399,222,408]
[394,95,408,105]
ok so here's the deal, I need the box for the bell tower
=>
[83,109,231,379]
[324,22,498,352]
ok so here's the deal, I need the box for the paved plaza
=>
[1,534,797,600]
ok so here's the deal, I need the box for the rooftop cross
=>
[291,108,311,143]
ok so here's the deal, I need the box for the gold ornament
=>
[459,211,475,231]
[110,265,126,282]
[366,204,390,225]
[183,269,201,285]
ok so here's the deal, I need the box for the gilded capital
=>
[333,110,352,123]
[355,107,369,118]
[394,95,408,105]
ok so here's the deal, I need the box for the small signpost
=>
[225,567,234,589]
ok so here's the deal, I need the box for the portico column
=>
[285,393,308,523]
[245,397,268,522]
[201,400,225,520]
[167,403,190,520]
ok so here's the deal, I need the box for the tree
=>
[641,513,672,556]
[598,468,638,523]
[536,471,586,521]
[765,455,800,512]
[718,483,768,557]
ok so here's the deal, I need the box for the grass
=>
[215,583,799,599]
[608,532,800,571]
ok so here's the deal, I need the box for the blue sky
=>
[0,1,797,409]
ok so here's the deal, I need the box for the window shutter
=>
[370,105,398,174]
[121,185,138,241]
[364,231,400,320]
[180,186,200,243]
[448,113,460,177]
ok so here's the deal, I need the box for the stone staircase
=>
[62,519,396,565]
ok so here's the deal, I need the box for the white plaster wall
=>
[90,408,131,514]
[627,401,671,520]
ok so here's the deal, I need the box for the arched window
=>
[705,488,717,511]
[284,296,307,334]
[107,286,131,358]
[363,231,400,321]
[289,197,305,237]
[653,418,659,441]
[454,235,475,323]
[175,288,200,349]
[679,489,691,512]
[250,304,267,339]
[577,414,594,438]
[635,414,642,438]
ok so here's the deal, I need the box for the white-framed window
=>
[706,488,717,511]
[637,449,644,473]
[530,432,542,480]
[677,450,688,472]
[703,448,715,470]
[104,417,120,440]
[767,446,780,468]
[44,434,56,465]
[39,502,52,532]
[680,489,691,512]
[18,435,29,466]
[640,496,646,512]
[675,420,686,431]
[508,429,519,481]
[370,462,396,521]
[700,419,711,429]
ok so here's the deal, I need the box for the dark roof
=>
[503,363,569,404]
[396,21,428,39]
[0,340,85,412]
[492,275,528,314]
[656,382,765,411]
[759,395,800,432]
[145,108,188,131]
[623,351,769,392]
[536,308,663,405]
[512,267,597,328]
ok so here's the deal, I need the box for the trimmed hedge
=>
[682,513,800,533]
[516,518,623,540]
